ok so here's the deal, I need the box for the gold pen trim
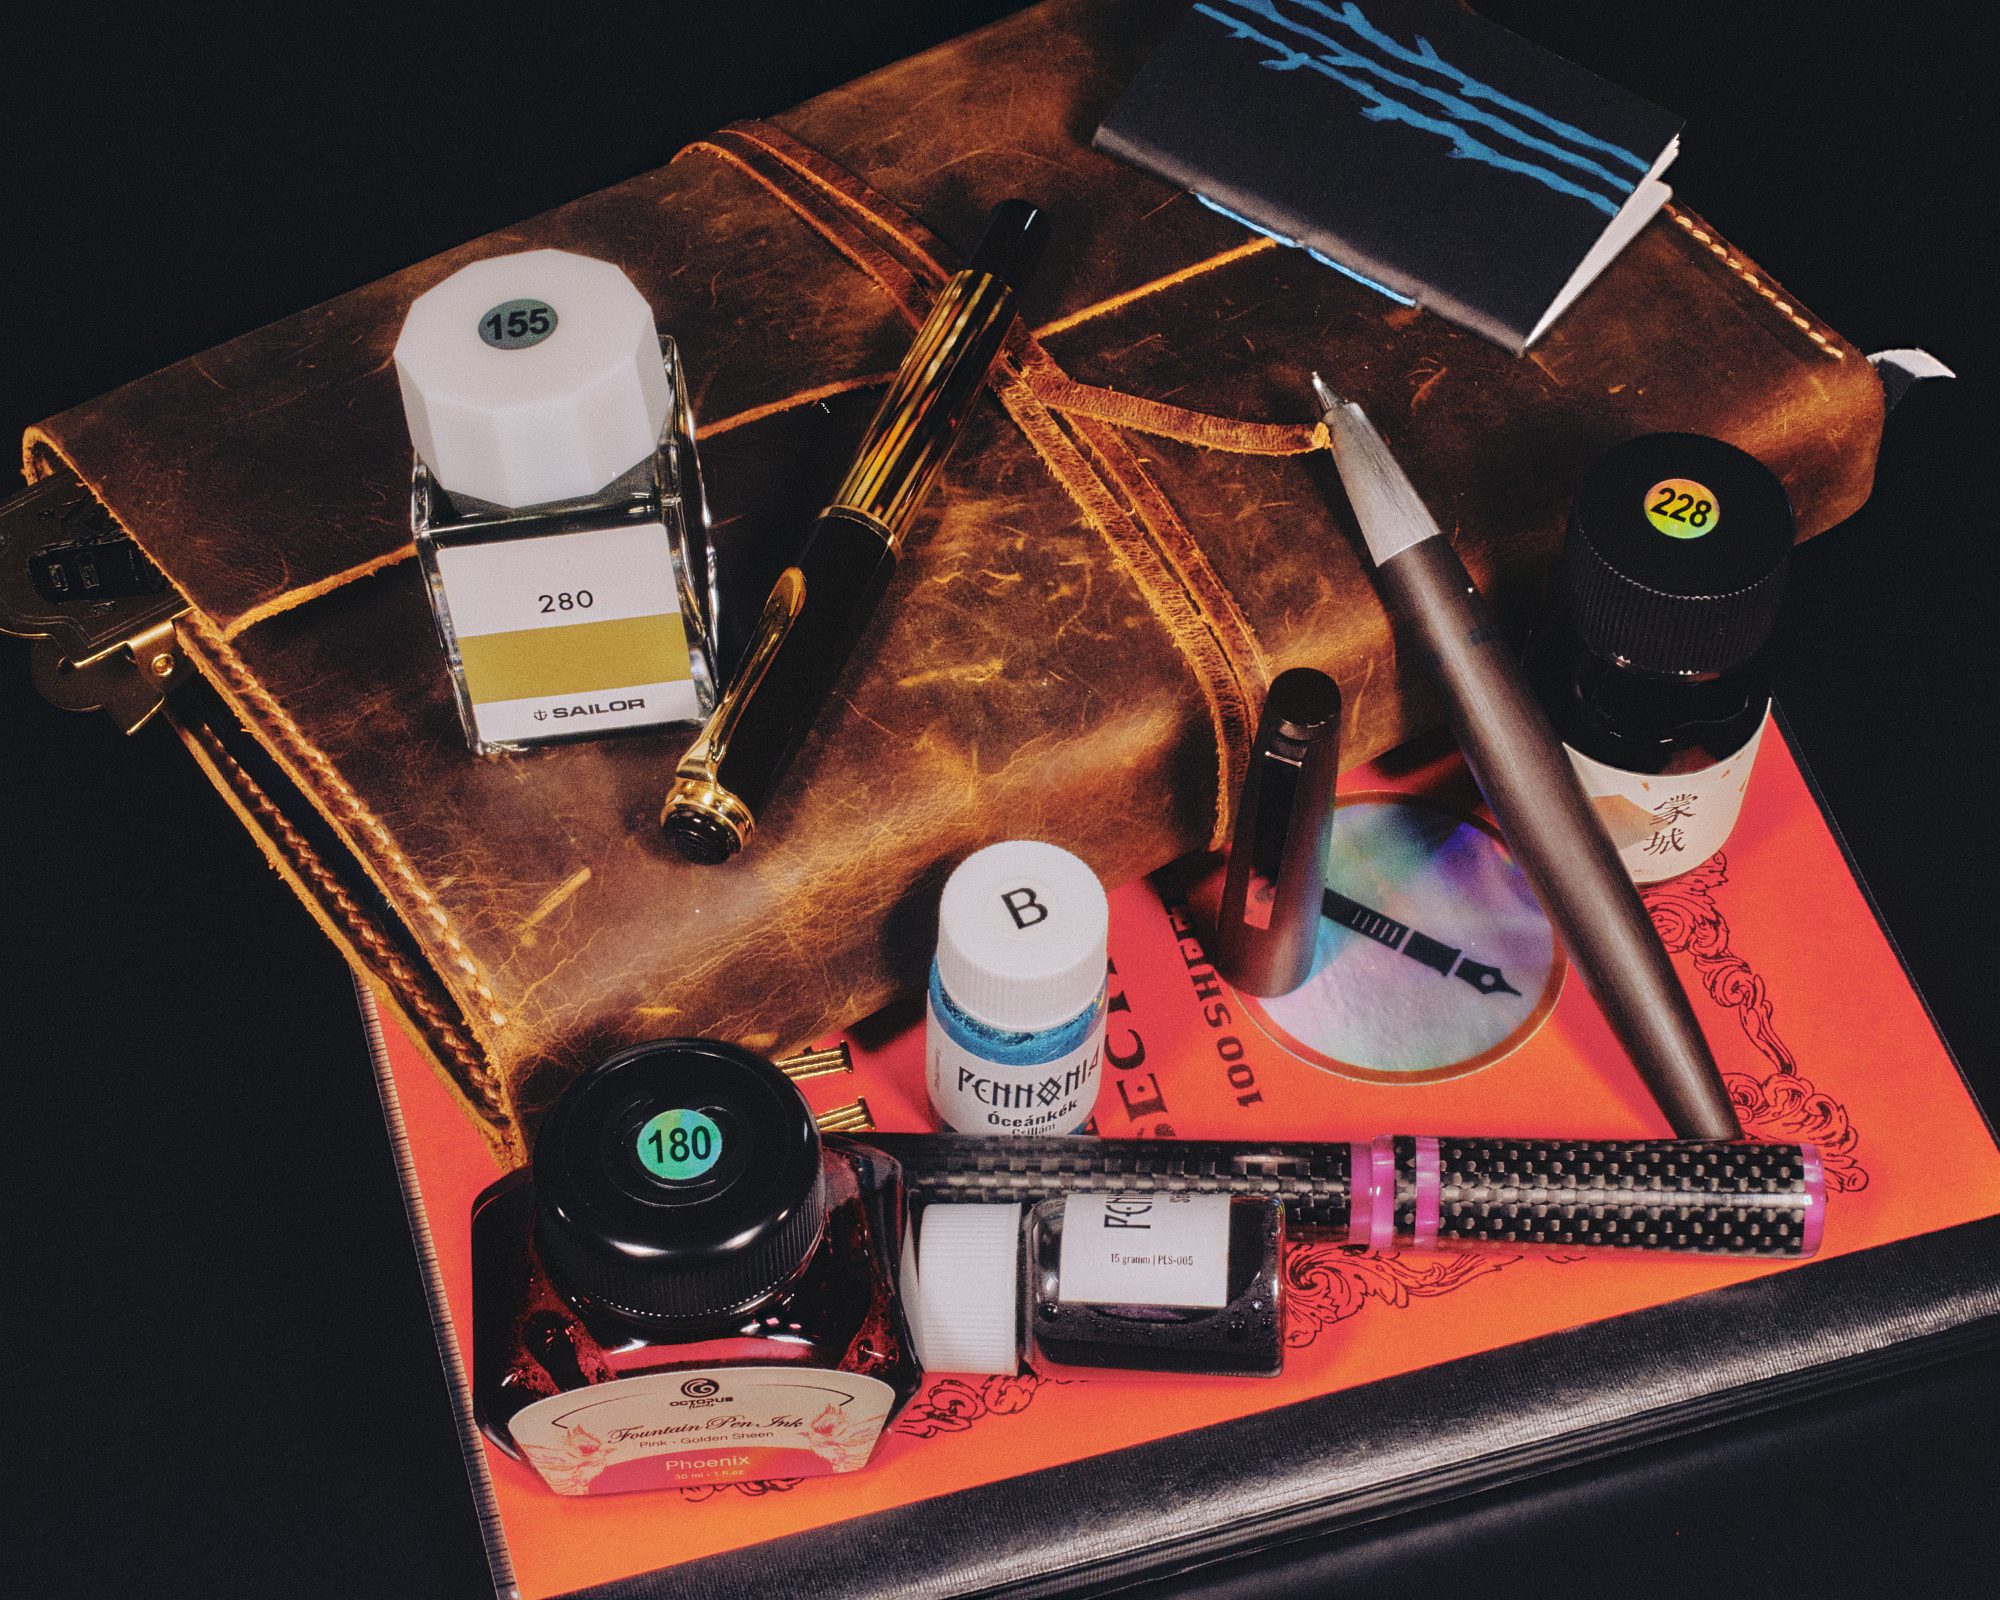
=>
[812,1097,875,1133]
[775,1042,854,1081]
[660,565,808,844]
[826,270,1019,539]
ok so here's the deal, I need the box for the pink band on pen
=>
[1799,1142,1825,1258]
[1349,1143,1374,1245]
[1369,1135,1396,1252]
[1413,1135,1440,1250]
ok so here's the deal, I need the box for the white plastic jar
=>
[924,840,1109,1135]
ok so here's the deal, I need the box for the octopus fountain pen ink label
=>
[431,523,697,746]
[506,1366,899,1495]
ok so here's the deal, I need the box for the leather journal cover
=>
[18,0,1884,1161]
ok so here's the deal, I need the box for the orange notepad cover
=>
[369,721,2000,1598]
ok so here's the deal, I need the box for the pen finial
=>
[1310,372,1342,413]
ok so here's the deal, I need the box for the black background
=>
[3,3,1994,1596]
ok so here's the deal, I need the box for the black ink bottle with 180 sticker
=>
[471,1039,921,1496]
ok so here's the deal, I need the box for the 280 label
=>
[538,591,593,613]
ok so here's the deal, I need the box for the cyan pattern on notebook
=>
[1193,0,1645,217]
[1194,192,1418,303]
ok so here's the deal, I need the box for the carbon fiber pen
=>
[1313,375,1742,1140]
[866,1132,1824,1258]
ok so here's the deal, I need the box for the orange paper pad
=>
[371,723,2000,1598]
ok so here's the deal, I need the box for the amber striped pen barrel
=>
[661,199,1049,863]
[865,1132,1825,1258]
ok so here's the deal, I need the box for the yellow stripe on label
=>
[457,613,691,705]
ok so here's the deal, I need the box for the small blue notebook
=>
[1094,0,1682,354]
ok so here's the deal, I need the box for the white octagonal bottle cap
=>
[393,249,669,509]
[936,839,1109,1033]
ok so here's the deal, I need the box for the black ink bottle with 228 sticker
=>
[1527,432,1794,883]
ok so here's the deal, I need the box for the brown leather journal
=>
[16,0,1884,1160]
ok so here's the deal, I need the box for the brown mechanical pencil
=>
[1311,375,1741,1140]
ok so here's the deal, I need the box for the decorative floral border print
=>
[893,1373,1079,1439]
[1644,853,1865,1191]
[677,1376,1077,1498]
[1286,1243,1517,1347]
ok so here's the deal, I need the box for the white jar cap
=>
[915,1204,1020,1374]
[393,249,670,509]
[936,840,1110,1033]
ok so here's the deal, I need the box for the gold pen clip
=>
[812,1097,875,1134]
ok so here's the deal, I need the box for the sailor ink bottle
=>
[395,250,718,755]
[1528,433,1794,882]
[910,1194,1285,1379]
[470,1039,920,1495]
[926,840,1110,1135]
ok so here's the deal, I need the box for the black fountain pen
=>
[662,199,1050,863]
[1313,375,1742,1140]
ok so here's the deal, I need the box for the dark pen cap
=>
[1213,667,1343,998]
[964,199,1051,294]
[1258,667,1343,748]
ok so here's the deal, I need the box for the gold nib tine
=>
[813,1097,875,1133]
[776,1042,854,1081]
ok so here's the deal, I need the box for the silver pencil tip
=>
[1310,372,1341,412]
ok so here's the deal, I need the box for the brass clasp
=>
[0,463,193,733]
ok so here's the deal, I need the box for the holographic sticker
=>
[1240,793,1563,1082]
[1643,476,1719,539]
[477,297,559,350]
[635,1108,723,1181]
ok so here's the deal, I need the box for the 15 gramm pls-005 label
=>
[432,523,695,744]
[505,1366,898,1496]
[1565,715,1767,883]
[1056,1192,1231,1307]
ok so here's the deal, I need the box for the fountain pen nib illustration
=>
[1322,888,1522,997]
